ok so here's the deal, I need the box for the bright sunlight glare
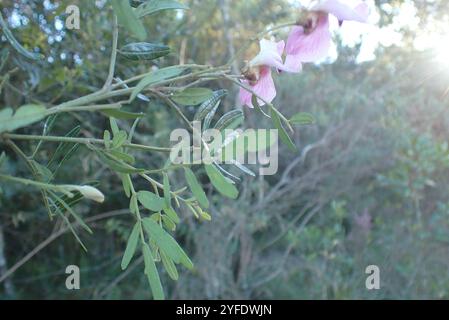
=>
[434,35,449,67]
[415,32,449,67]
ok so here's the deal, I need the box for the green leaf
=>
[270,106,297,152]
[111,130,127,149]
[184,167,209,208]
[120,174,132,198]
[0,105,48,134]
[163,173,171,208]
[171,88,213,106]
[201,91,228,130]
[0,13,41,61]
[142,218,193,270]
[136,0,188,18]
[230,160,256,177]
[162,215,176,231]
[214,109,244,131]
[251,94,270,117]
[111,0,147,41]
[131,66,188,101]
[198,208,212,221]
[205,164,239,199]
[0,108,12,122]
[31,160,53,182]
[137,191,165,212]
[50,195,87,252]
[128,118,141,143]
[101,109,145,120]
[51,192,93,235]
[251,94,264,114]
[121,223,140,270]
[119,42,170,61]
[47,125,81,177]
[41,113,58,136]
[107,150,135,164]
[194,89,227,122]
[123,175,133,197]
[160,250,179,281]
[142,243,165,300]
[150,212,161,223]
[111,130,128,149]
[109,117,120,136]
[202,101,221,130]
[163,206,180,224]
[103,130,111,149]
[130,194,139,214]
[97,151,144,174]
[290,112,316,125]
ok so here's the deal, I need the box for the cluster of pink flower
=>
[239,0,370,108]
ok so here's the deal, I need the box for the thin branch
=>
[48,103,122,114]
[103,15,119,91]
[0,173,77,195]
[3,133,173,153]
[152,90,193,130]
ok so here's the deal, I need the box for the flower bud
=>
[62,185,106,203]
[77,186,105,203]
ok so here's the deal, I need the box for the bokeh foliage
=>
[1,0,449,299]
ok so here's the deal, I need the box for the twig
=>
[152,90,193,129]
[102,15,119,91]
[3,133,172,153]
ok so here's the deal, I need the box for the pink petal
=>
[239,83,253,108]
[283,54,303,73]
[285,15,332,63]
[249,39,299,73]
[276,40,285,56]
[276,39,302,73]
[250,39,285,70]
[312,0,369,23]
[239,66,276,108]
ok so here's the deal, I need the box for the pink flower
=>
[239,39,295,108]
[285,0,369,69]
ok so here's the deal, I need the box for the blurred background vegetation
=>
[1,0,449,299]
